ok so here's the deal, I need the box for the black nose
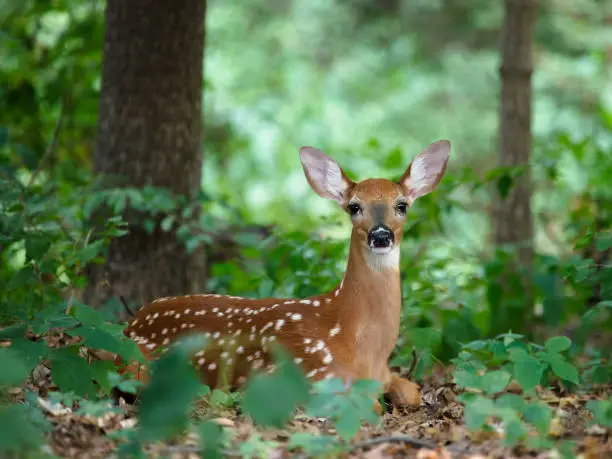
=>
[368,225,394,249]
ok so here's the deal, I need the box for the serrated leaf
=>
[50,348,96,397]
[545,336,572,354]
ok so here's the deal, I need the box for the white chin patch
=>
[370,246,394,255]
[365,245,400,270]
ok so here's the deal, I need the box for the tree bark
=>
[490,0,538,333]
[84,0,207,315]
[494,0,537,262]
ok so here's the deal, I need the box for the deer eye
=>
[396,202,407,215]
[347,203,362,216]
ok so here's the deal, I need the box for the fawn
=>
[120,139,451,413]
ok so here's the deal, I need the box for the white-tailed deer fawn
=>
[120,139,451,413]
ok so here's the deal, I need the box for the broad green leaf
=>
[586,399,612,428]
[463,396,494,431]
[0,348,30,386]
[242,349,310,428]
[481,370,511,395]
[545,336,572,354]
[0,323,27,340]
[137,347,202,442]
[495,394,525,411]
[71,302,106,326]
[334,404,362,442]
[596,234,612,251]
[9,338,47,373]
[50,348,96,398]
[89,360,116,394]
[199,421,227,459]
[508,348,546,392]
[548,355,580,385]
[0,404,49,454]
[523,402,553,435]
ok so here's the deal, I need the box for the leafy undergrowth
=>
[1,316,611,459]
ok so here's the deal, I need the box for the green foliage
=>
[587,399,612,428]
[453,333,581,396]
[305,378,382,442]
[241,346,310,428]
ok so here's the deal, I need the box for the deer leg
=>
[382,369,421,409]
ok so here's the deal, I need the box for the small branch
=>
[401,348,419,380]
[26,95,66,190]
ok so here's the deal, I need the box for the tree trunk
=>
[84,0,207,315]
[490,0,538,333]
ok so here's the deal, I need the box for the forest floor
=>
[10,361,612,459]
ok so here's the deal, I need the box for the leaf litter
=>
[8,358,611,459]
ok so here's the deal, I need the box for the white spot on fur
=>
[294,357,303,364]
[329,324,341,337]
[275,319,285,331]
[290,313,302,321]
[299,299,311,304]
[304,338,312,344]
[184,308,191,314]
[208,363,217,370]
[237,346,244,354]
[161,328,168,335]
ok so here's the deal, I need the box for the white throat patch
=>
[364,245,400,271]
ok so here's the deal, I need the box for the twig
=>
[401,348,419,380]
[26,95,66,190]
[119,295,137,317]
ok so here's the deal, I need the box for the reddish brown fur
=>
[120,140,451,412]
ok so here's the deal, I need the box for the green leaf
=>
[481,370,511,395]
[463,396,494,431]
[548,354,580,385]
[71,302,106,327]
[545,336,572,354]
[0,348,30,386]
[523,402,553,435]
[0,404,49,454]
[242,348,310,428]
[508,348,546,392]
[596,234,612,251]
[89,360,116,394]
[9,338,47,373]
[287,432,339,455]
[586,399,612,428]
[50,348,97,397]
[137,346,202,442]
[199,421,227,459]
[0,323,27,340]
[334,404,362,442]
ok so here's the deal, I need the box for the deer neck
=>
[335,230,402,343]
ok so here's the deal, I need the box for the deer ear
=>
[299,146,353,204]
[400,140,451,204]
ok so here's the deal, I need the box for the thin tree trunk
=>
[491,0,538,333]
[84,0,207,315]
